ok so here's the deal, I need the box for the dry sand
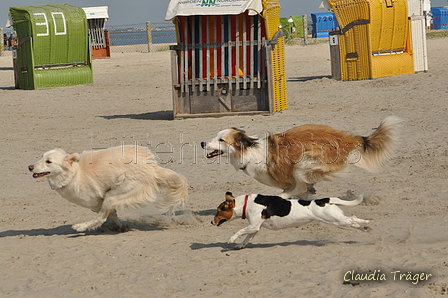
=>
[1,38,447,297]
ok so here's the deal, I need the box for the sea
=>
[107,29,177,46]
[3,26,177,46]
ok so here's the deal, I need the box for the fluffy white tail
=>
[157,171,189,214]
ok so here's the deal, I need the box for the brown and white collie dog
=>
[201,116,402,199]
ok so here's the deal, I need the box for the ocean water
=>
[108,30,177,46]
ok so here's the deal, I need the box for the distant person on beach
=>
[3,33,7,50]
[8,33,13,50]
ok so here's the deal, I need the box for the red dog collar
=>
[242,195,249,219]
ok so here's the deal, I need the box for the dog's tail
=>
[329,194,364,206]
[353,116,403,172]
[162,172,189,214]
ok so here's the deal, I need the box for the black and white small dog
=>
[212,192,371,249]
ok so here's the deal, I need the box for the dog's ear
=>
[64,153,80,165]
[225,192,234,200]
[235,131,258,148]
[231,127,246,134]
[222,199,235,210]
[224,192,236,208]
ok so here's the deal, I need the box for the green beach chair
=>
[9,4,93,89]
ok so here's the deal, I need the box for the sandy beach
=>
[1,37,447,297]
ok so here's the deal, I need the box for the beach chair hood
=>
[165,0,263,21]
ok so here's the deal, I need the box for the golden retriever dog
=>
[201,116,402,199]
[28,145,188,232]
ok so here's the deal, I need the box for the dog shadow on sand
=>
[0,221,167,238]
[0,209,213,238]
[0,225,80,238]
[190,239,361,252]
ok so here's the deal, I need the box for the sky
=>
[1,0,448,29]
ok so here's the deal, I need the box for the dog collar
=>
[242,195,249,219]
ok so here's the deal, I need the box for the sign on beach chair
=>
[9,4,93,89]
[165,0,287,119]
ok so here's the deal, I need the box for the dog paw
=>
[307,185,316,194]
[234,244,246,250]
[227,237,237,244]
[363,226,372,232]
[72,223,88,232]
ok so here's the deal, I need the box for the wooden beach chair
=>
[166,0,287,119]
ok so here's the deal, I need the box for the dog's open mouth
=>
[32,172,50,178]
[206,150,224,159]
[217,219,227,226]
